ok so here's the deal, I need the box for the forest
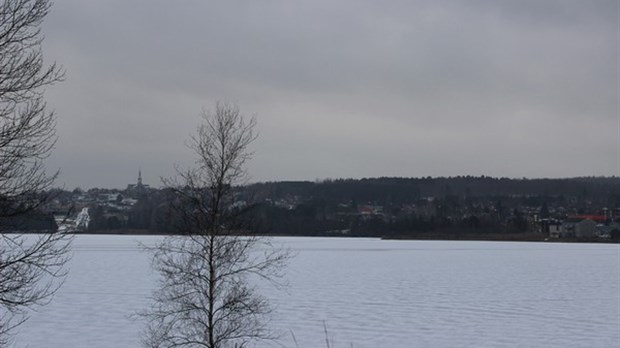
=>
[39,176,620,240]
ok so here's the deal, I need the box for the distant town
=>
[30,172,619,242]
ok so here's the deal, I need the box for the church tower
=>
[127,168,149,195]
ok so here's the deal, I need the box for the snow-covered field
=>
[17,236,620,347]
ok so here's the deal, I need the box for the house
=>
[358,205,383,215]
[539,219,562,238]
[596,222,620,239]
[561,217,597,238]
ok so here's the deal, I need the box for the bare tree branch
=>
[0,0,70,344]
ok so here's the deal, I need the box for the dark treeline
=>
[45,176,620,240]
[244,176,619,239]
[249,176,619,203]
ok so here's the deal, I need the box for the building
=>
[126,169,150,196]
[539,219,562,238]
[561,217,597,239]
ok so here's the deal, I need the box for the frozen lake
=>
[17,236,620,348]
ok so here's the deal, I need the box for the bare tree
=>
[142,103,289,348]
[0,0,70,344]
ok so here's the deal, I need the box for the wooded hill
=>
[59,176,617,238]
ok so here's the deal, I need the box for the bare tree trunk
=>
[208,234,215,348]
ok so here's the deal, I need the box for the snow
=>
[16,236,620,348]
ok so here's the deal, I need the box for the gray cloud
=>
[40,0,618,188]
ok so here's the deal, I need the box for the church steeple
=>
[127,168,149,195]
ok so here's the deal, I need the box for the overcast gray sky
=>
[40,0,618,189]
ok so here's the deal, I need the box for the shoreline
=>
[62,229,620,243]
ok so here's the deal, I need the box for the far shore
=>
[57,229,620,243]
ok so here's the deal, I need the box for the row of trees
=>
[105,177,604,237]
[1,1,285,347]
[249,177,620,207]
